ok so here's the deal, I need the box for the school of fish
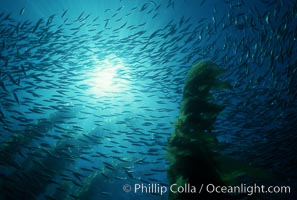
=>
[0,0,296,199]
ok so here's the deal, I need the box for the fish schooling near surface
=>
[0,0,297,199]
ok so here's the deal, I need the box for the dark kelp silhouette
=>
[0,108,78,199]
[166,61,270,200]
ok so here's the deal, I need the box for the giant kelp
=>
[166,61,260,200]
[0,0,296,199]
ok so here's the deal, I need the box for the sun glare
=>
[84,56,130,96]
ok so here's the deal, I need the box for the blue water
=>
[0,0,296,199]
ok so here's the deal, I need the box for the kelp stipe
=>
[166,61,266,200]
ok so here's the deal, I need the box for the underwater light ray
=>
[82,56,131,96]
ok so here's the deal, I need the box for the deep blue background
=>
[0,0,296,199]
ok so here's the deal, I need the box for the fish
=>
[19,8,25,15]
[0,0,296,199]
[61,9,68,18]
[32,18,43,33]
[13,92,20,105]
